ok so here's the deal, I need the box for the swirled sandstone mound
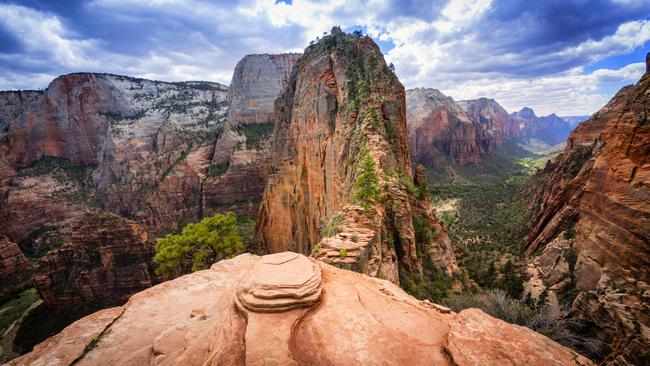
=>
[254,27,457,285]
[8,252,591,366]
[525,55,650,364]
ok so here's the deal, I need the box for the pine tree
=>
[354,151,380,211]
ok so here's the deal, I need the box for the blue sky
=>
[0,0,649,115]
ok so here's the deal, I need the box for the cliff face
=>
[10,252,592,366]
[205,54,298,213]
[0,55,297,244]
[255,28,457,284]
[525,64,650,364]
[458,98,523,145]
[406,88,493,165]
[227,53,301,125]
[32,211,158,309]
[0,235,32,299]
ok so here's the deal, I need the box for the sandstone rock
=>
[8,253,592,366]
[228,53,301,126]
[406,88,493,165]
[525,58,650,364]
[32,211,158,308]
[0,235,32,299]
[458,98,523,145]
[255,29,458,284]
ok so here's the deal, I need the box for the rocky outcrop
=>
[255,28,457,284]
[511,107,573,146]
[228,53,301,125]
[32,211,158,309]
[406,88,493,166]
[458,98,523,145]
[0,235,32,299]
[525,59,650,364]
[10,252,592,366]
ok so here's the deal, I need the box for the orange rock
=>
[8,253,592,366]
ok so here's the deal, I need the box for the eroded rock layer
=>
[254,28,457,284]
[9,253,592,366]
[525,61,650,364]
[0,235,32,299]
[406,88,493,165]
[32,211,158,308]
[458,98,523,145]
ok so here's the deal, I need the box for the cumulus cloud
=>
[0,0,648,115]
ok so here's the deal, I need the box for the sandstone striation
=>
[0,235,32,299]
[32,211,158,308]
[458,98,523,145]
[254,28,457,284]
[525,58,650,364]
[9,252,592,366]
[406,88,493,166]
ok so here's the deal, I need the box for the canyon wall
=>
[458,98,523,145]
[525,62,650,364]
[406,88,493,166]
[255,28,457,285]
[511,107,573,146]
[32,211,158,308]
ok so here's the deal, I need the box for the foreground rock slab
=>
[8,253,591,366]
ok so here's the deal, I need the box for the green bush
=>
[564,227,576,240]
[154,212,244,278]
[323,213,344,237]
[339,248,348,258]
[206,162,230,178]
[354,151,380,210]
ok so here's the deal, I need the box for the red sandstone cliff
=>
[254,28,457,284]
[32,211,158,309]
[525,59,650,365]
[406,88,493,166]
[458,97,523,145]
[0,235,32,299]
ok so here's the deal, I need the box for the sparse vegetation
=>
[353,151,380,210]
[323,213,344,237]
[339,248,348,258]
[154,212,244,278]
[236,124,273,148]
[0,288,39,335]
[206,162,230,178]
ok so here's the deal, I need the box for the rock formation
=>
[205,54,299,213]
[9,252,592,366]
[406,88,493,166]
[254,28,457,284]
[525,58,650,364]
[0,54,298,247]
[511,107,573,146]
[0,235,32,299]
[458,98,523,145]
[32,211,158,309]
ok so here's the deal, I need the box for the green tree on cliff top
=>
[354,151,380,211]
[154,212,243,278]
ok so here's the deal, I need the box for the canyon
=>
[524,60,650,364]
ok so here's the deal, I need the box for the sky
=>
[0,0,649,115]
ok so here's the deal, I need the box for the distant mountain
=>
[406,88,493,166]
[511,107,573,147]
[457,98,523,145]
[561,115,591,127]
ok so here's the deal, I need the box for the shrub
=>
[206,162,229,178]
[351,235,359,243]
[323,213,344,237]
[354,151,380,210]
[310,243,321,257]
[339,248,348,258]
[564,227,576,240]
[154,212,244,278]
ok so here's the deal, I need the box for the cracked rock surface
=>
[8,253,592,366]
